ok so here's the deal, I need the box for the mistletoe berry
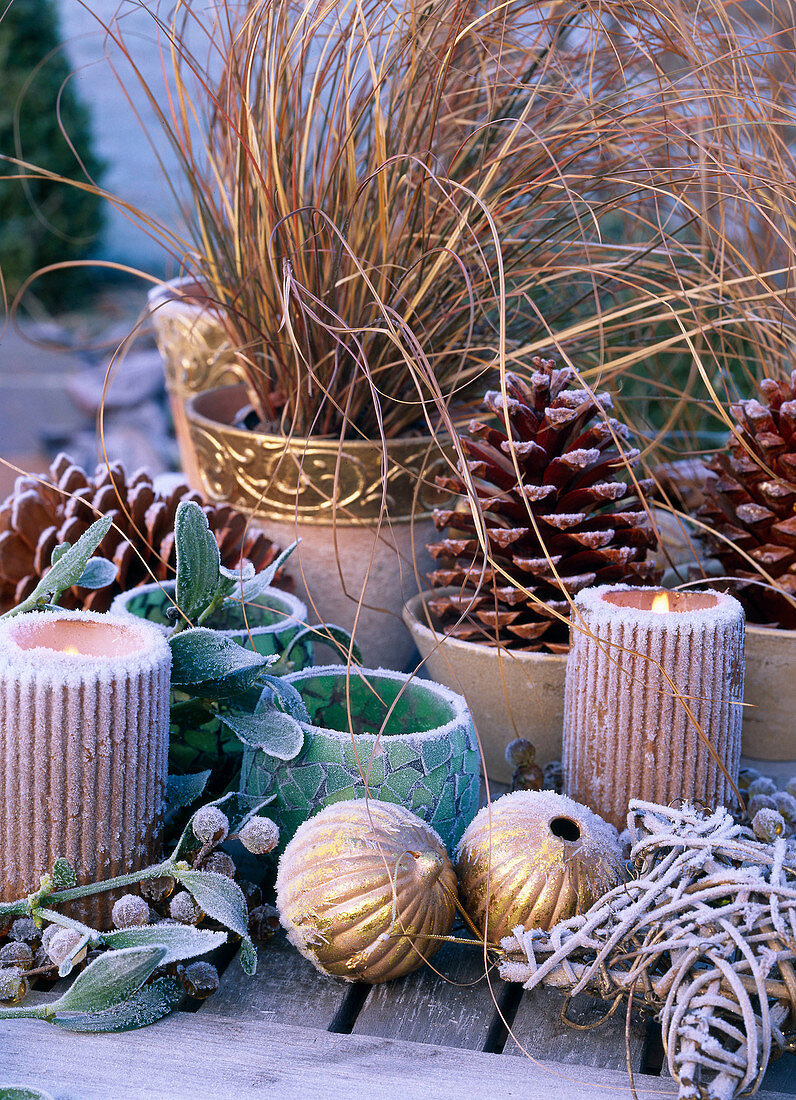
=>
[111,894,150,929]
[192,806,230,845]
[238,816,280,855]
[180,961,220,1000]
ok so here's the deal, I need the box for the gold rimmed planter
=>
[403,591,567,783]
[183,386,451,670]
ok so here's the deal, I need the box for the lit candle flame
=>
[650,591,671,614]
[62,645,81,656]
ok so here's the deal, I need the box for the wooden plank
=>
[504,986,648,1072]
[200,930,350,1029]
[352,940,505,1049]
[4,1011,796,1100]
[0,1012,675,1100]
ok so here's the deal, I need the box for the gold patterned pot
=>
[148,279,246,487]
[182,385,451,669]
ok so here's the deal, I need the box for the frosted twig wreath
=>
[499,801,796,1100]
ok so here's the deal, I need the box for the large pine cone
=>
[427,360,660,652]
[0,454,292,614]
[698,373,796,629]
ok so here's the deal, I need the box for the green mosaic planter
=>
[239,664,480,851]
[111,581,311,783]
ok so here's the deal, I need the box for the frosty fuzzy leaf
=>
[174,501,222,622]
[0,1088,55,1099]
[219,710,304,760]
[172,870,256,975]
[257,676,310,722]
[76,557,117,590]
[51,975,183,1033]
[226,540,298,608]
[2,515,113,618]
[102,924,226,965]
[51,857,77,891]
[169,628,272,688]
[53,946,166,1014]
[166,770,211,811]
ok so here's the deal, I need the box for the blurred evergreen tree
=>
[0,0,105,309]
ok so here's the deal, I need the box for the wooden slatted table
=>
[3,769,796,1099]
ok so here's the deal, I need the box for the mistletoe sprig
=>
[166,501,359,765]
[0,787,279,1032]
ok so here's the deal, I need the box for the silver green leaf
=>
[76,557,117,590]
[219,710,304,760]
[2,515,113,619]
[51,857,77,891]
[169,628,271,687]
[53,946,165,1014]
[174,501,222,622]
[102,924,226,965]
[172,870,255,975]
[166,771,211,811]
[227,541,298,608]
[51,975,182,1033]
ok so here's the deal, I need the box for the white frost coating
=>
[563,585,745,830]
[558,447,600,467]
[0,610,171,927]
[454,788,620,864]
[280,664,475,748]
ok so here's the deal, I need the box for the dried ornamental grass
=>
[500,801,796,1100]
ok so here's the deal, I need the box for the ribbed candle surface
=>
[563,586,744,831]
[0,610,171,926]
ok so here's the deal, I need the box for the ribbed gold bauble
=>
[276,799,457,983]
[456,790,624,944]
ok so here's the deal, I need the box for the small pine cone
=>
[0,967,26,1003]
[698,373,796,628]
[202,852,236,879]
[179,961,220,1000]
[249,904,280,941]
[0,454,293,615]
[112,894,150,929]
[169,892,203,925]
[0,942,33,970]
[238,817,280,855]
[140,875,176,903]
[427,360,660,651]
[9,918,39,944]
[192,806,229,845]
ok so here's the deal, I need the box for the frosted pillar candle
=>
[563,586,744,831]
[0,610,171,925]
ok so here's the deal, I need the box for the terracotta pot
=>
[403,591,567,784]
[182,385,451,670]
[743,624,796,759]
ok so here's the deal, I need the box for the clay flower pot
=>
[403,591,567,784]
[743,624,796,761]
[111,580,310,780]
[238,664,480,850]
[181,385,451,670]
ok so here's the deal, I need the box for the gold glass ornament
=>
[456,790,624,944]
[276,799,457,983]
